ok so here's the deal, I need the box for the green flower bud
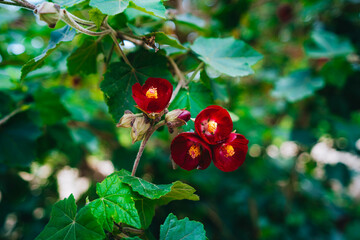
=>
[35,2,61,28]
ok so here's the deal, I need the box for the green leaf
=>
[190,37,263,77]
[112,171,199,202]
[272,70,325,102]
[134,198,156,229]
[34,89,70,125]
[320,57,353,88]
[21,26,76,80]
[160,213,207,240]
[145,32,186,50]
[89,8,107,29]
[88,175,141,231]
[89,0,166,18]
[35,194,105,240]
[169,81,213,116]
[0,111,42,167]
[175,13,206,31]
[100,49,173,121]
[156,181,200,205]
[67,38,99,76]
[129,0,166,19]
[122,176,173,199]
[304,29,354,58]
[90,0,130,15]
[110,171,199,229]
[53,0,86,7]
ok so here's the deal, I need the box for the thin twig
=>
[11,0,35,9]
[0,107,25,126]
[168,57,186,103]
[131,120,166,176]
[0,0,22,7]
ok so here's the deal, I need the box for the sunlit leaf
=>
[53,0,86,7]
[90,0,166,18]
[190,37,263,77]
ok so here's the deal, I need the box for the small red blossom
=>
[171,132,212,171]
[195,105,233,145]
[213,133,249,172]
[132,77,173,113]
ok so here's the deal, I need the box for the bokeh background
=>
[1,0,360,239]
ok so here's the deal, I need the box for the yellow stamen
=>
[208,120,217,134]
[146,87,158,99]
[223,145,235,157]
[188,145,201,159]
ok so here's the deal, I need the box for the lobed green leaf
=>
[190,37,263,77]
[160,213,207,240]
[35,194,105,240]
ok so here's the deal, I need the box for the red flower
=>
[213,133,249,172]
[132,77,173,113]
[171,132,212,171]
[195,105,233,145]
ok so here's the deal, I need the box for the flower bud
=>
[131,116,151,143]
[116,110,135,128]
[165,109,191,133]
[35,2,61,28]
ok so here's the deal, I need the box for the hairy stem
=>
[131,120,166,176]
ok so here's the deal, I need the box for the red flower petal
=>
[171,132,212,171]
[132,77,173,113]
[213,133,249,172]
[195,105,233,145]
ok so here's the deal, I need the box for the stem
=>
[0,0,22,7]
[11,0,35,9]
[109,31,134,69]
[131,120,166,176]
[168,57,186,103]
[0,106,26,126]
[187,62,204,84]
[61,10,110,36]
[131,137,149,176]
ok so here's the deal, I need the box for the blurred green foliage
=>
[0,0,360,239]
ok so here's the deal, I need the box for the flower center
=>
[188,145,201,159]
[207,120,217,134]
[146,87,158,99]
[223,144,235,157]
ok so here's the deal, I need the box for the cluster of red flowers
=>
[171,105,249,172]
[128,77,248,172]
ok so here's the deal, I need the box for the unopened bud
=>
[131,116,151,143]
[116,110,135,128]
[35,2,61,28]
[165,109,191,133]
